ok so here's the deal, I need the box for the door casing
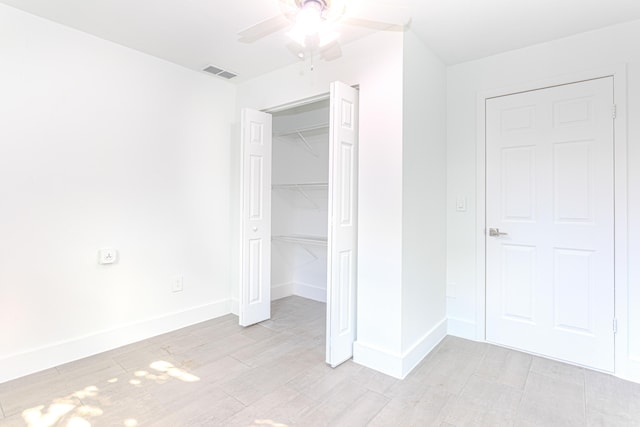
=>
[474,65,629,375]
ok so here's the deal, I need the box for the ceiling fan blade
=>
[340,16,406,32]
[285,41,305,58]
[238,14,292,43]
[342,2,411,30]
[320,41,343,61]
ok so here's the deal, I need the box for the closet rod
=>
[272,183,328,189]
[272,235,328,246]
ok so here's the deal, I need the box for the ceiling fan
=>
[238,0,410,62]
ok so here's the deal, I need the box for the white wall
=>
[0,4,236,383]
[446,19,640,381]
[236,30,448,379]
[401,31,448,374]
[235,31,407,373]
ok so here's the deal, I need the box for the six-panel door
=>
[485,77,615,371]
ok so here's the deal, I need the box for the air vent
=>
[203,65,237,80]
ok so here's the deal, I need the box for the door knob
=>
[489,228,508,237]
[252,227,258,232]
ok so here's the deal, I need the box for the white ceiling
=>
[2,0,640,83]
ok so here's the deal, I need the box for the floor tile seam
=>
[357,379,396,396]
[463,373,527,404]
[296,376,352,406]
[582,368,588,422]
[529,368,587,390]
[455,368,479,399]
[228,353,260,369]
[587,407,635,424]
[328,390,390,426]
[112,358,128,374]
[515,388,587,425]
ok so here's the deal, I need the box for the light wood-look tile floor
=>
[1,296,639,426]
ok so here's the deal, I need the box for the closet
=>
[271,99,330,303]
[239,81,358,367]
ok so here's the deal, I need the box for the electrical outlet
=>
[172,276,183,293]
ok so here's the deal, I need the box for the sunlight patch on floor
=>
[252,420,289,427]
[18,359,201,426]
[149,360,200,382]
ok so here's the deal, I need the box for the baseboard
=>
[0,299,232,384]
[615,356,640,384]
[293,282,327,303]
[353,317,447,379]
[353,341,404,378]
[272,283,294,300]
[271,282,326,303]
[230,298,239,316]
[447,317,476,339]
[401,318,448,377]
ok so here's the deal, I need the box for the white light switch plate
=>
[172,276,183,293]
[456,196,467,212]
[99,248,117,265]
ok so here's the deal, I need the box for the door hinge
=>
[613,318,618,334]
[612,104,617,119]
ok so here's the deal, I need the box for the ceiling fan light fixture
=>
[318,23,338,47]
[287,0,339,48]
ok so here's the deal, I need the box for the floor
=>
[1,297,639,427]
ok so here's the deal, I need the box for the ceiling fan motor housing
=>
[296,0,329,8]
[296,0,329,17]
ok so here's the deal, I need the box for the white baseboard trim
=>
[613,356,640,384]
[293,282,327,303]
[271,282,326,303]
[230,298,239,316]
[0,299,232,384]
[354,318,447,379]
[447,317,476,340]
[401,318,448,377]
[272,283,294,301]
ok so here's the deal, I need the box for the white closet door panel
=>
[486,77,614,371]
[326,81,358,367]
[240,108,272,327]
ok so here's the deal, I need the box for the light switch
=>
[456,196,467,212]
[99,248,117,265]
[172,276,184,293]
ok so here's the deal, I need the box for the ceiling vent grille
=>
[203,65,237,80]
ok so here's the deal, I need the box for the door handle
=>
[252,227,258,232]
[489,228,508,237]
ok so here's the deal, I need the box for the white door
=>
[239,108,272,327]
[326,82,359,367]
[485,77,615,371]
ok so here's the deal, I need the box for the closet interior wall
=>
[271,99,330,303]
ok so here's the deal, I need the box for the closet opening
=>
[239,82,359,367]
[270,98,330,306]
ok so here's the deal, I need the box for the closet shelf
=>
[274,123,329,158]
[272,183,328,210]
[274,123,329,137]
[272,183,328,190]
[272,235,328,246]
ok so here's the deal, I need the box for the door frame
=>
[474,65,628,374]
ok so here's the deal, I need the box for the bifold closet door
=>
[326,81,359,367]
[239,108,272,327]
